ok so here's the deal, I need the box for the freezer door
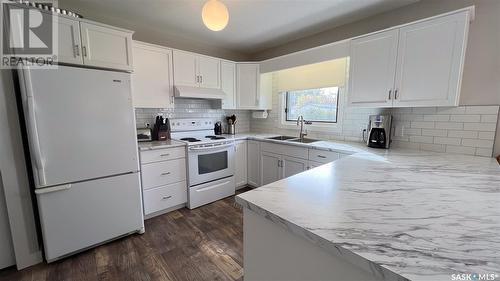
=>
[36,173,144,262]
[18,66,139,188]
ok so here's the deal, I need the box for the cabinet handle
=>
[161,172,171,176]
[394,89,399,100]
[317,155,327,159]
[82,46,87,57]
[388,89,392,100]
[162,195,172,200]
[74,45,80,56]
[160,153,170,157]
[200,75,203,84]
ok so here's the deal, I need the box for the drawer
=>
[260,142,308,159]
[308,149,340,164]
[140,146,185,164]
[141,158,186,189]
[143,181,187,215]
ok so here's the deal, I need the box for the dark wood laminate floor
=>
[0,187,252,281]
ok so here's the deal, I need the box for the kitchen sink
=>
[267,136,297,141]
[287,138,320,143]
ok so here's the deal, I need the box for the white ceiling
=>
[60,0,418,55]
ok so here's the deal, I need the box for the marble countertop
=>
[137,139,186,151]
[234,133,500,281]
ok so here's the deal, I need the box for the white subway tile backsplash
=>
[411,121,435,129]
[447,130,478,138]
[435,122,464,130]
[420,143,446,152]
[475,148,493,157]
[433,137,461,146]
[461,139,494,148]
[409,135,434,144]
[477,131,495,140]
[446,145,476,155]
[412,107,436,114]
[480,115,498,123]
[449,114,481,123]
[465,106,499,115]
[423,114,450,122]
[463,122,496,131]
[435,107,466,115]
[421,129,447,137]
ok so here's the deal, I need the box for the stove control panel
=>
[170,118,216,132]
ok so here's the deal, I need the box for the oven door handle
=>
[189,143,234,151]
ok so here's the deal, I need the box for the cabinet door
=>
[221,61,236,109]
[393,12,469,107]
[173,51,198,87]
[56,17,83,65]
[236,64,260,109]
[234,141,248,188]
[198,56,220,89]
[261,151,281,186]
[348,29,398,107]
[282,155,308,178]
[132,42,173,108]
[258,72,273,110]
[80,22,133,71]
[247,140,261,187]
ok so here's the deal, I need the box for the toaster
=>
[137,128,152,142]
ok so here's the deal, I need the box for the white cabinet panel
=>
[348,29,398,108]
[259,72,273,110]
[261,151,281,186]
[393,12,469,107]
[56,17,82,65]
[140,147,186,164]
[235,140,248,188]
[237,63,260,109]
[143,181,187,215]
[141,158,186,190]
[308,149,340,164]
[173,51,198,87]
[308,161,325,170]
[247,140,261,187]
[282,156,308,178]
[221,61,236,109]
[132,42,173,108]
[80,22,133,71]
[198,56,220,89]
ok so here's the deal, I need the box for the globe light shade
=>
[202,0,229,31]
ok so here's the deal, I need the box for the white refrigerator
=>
[18,65,144,262]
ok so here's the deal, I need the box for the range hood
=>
[174,85,226,99]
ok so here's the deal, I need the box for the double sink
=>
[266,135,320,144]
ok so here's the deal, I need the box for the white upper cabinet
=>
[173,51,199,87]
[393,12,469,107]
[80,22,133,71]
[258,72,273,110]
[236,63,260,109]
[172,50,221,89]
[348,29,398,108]
[221,61,236,109]
[132,41,174,108]
[57,17,83,65]
[198,56,221,89]
[348,11,470,108]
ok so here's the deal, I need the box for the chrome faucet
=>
[297,115,308,140]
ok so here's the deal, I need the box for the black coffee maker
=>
[366,115,392,149]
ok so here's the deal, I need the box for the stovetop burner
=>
[180,137,201,142]
[205,135,226,140]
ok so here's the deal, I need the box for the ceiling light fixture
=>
[201,0,229,31]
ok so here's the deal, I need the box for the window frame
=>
[284,87,340,124]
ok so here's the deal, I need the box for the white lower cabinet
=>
[282,156,308,178]
[143,181,187,215]
[247,140,261,187]
[261,151,283,186]
[139,146,187,218]
[235,140,248,189]
[308,161,325,169]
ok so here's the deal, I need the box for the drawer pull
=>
[162,195,172,200]
[317,155,327,159]
[161,172,171,176]
[160,153,170,157]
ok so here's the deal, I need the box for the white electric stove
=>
[170,119,235,209]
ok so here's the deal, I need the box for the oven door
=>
[188,143,235,186]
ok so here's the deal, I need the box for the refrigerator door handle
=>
[35,184,71,195]
[21,69,47,186]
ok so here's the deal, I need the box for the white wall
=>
[0,70,42,269]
